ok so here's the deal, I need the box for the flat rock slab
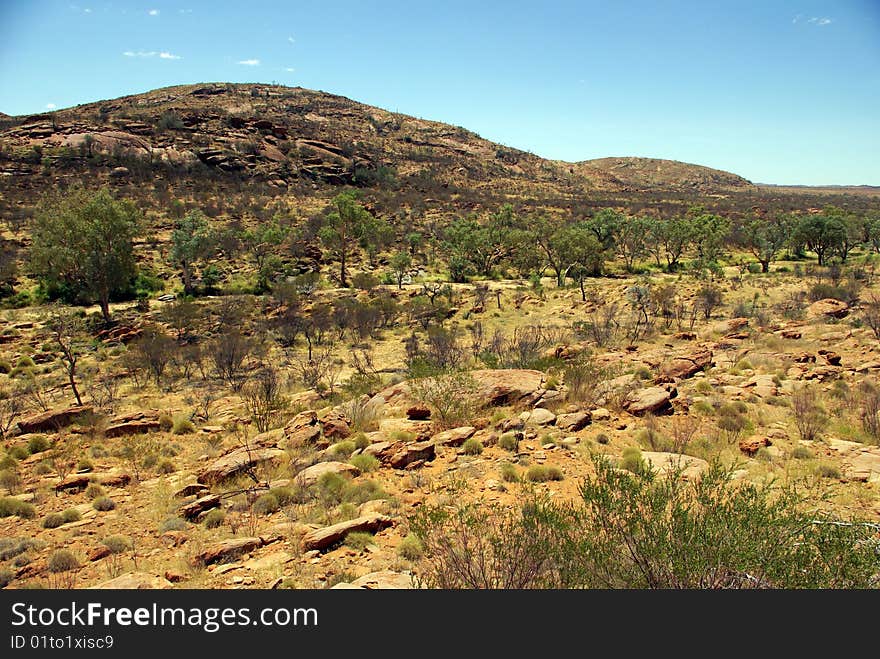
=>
[197,447,285,485]
[555,412,591,432]
[18,405,93,434]
[179,494,221,520]
[105,419,161,438]
[294,461,360,488]
[302,513,394,552]
[90,572,173,589]
[431,426,476,447]
[387,440,435,469]
[194,537,264,565]
[625,387,674,415]
[641,452,709,480]
[657,350,713,381]
[520,408,557,426]
[331,570,416,589]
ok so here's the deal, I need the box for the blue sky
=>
[1,1,878,185]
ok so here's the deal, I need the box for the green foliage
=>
[411,456,880,588]
[499,433,519,451]
[103,535,132,554]
[318,191,377,287]
[47,549,80,573]
[171,415,196,435]
[252,492,280,515]
[92,496,116,511]
[29,187,141,321]
[203,509,226,528]
[526,465,564,482]
[350,453,380,472]
[61,508,81,523]
[158,516,188,532]
[397,533,424,560]
[344,531,375,550]
[499,462,520,483]
[27,435,50,454]
[409,370,481,430]
[42,512,65,528]
[794,213,848,266]
[170,210,215,295]
[461,438,484,455]
[0,497,35,518]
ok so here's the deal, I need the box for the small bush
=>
[526,465,563,482]
[203,509,225,528]
[397,533,424,560]
[103,535,132,554]
[329,440,356,458]
[158,413,174,432]
[269,487,297,506]
[0,497,35,518]
[344,531,375,550]
[498,433,519,451]
[815,463,841,479]
[499,462,519,483]
[0,469,20,493]
[8,445,29,460]
[76,459,94,472]
[252,492,279,515]
[792,446,814,460]
[47,549,80,573]
[350,453,380,472]
[171,415,196,435]
[156,459,176,474]
[84,483,106,500]
[61,508,81,523]
[27,435,50,454]
[352,432,370,450]
[0,568,13,588]
[92,496,116,511]
[42,512,65,528]
[461,438,484,455]
[0,455,16,470]
[159,516,187,532]
[596,433,610,445]
[620,447,646,475]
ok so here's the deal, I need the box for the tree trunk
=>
[340,248,348,287]
[99,296,111,324]
[67,369,82,406]
[761,260,770,273]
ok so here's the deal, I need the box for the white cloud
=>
[179,9,193,14]
[238,59,260,66]
[124,50,182,60]
[148,9,159,16]
[287,36,295,44]
[817,17,831,25]
[807,16,832,26]
[46,103,56,110]
[285,67,295,72]
[84,7,92,12]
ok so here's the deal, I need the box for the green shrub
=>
[61,508,81,523]
[0,469,20,493]
[84,483,105,500]
[352,432,371,451]
[171,415,196,435]
[158,413,174,432]
[42,512,65,528]
[0,359,11,374]
[792,446,814,460]
[269,487,297,506]
[620,447,646,475]
[159,516,187,532]
[8,445,29,460]
[0,568,13,588]
[526,465,563,482]
[499,462,519,483]
[156,459,176,474]
[0,537,39,561]
[344,531,375,550]
[103,535,132,554]
[596,433,610,445]
[27,435,50,454]
[16,356,35,369]
[252,493,279,515]
[0,455,16,470]
[397,533,424,560]
[329,440,356,458]
[92,496,116,511]
[461,438,484,455]
[47,549,79,573]
[498,433,519,451]
[350,453,380,472]
[0,497,35,518]
[76,458,94,472]
[203,509,225,529]
[815,463,841,479]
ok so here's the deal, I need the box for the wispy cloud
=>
[124,50,182,60]
[179,9,193,14]
[284,67,295,72]
[148,9,159,16]
[238,58,260,66]
[287,36,295,44]
[797,15,832,26]
[46,103,56,110]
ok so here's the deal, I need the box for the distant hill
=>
[579,157,753,193]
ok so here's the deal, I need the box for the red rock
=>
[18,405,93,433]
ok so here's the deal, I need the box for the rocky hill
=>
[0,82,755,203]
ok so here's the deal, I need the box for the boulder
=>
[90,572,173,589]
[179,494,221,521]
[330,570,415,589]
[197,447,285,485]
[807,298,849,319]
[520,408,557,426]
[104,419,161,438]
[373,369,545,409]
[657,349,713,381]
[301,513,394,552]
[739,435,772,456]
[293,461,360,488]
[387,440,435,469]
[641,452,709,479]
[624,387,674,416]
[431,426,476,447]
[406,405,431,420]
[18,405,93,433]
[555,411,591,432]
[193,537,264,565]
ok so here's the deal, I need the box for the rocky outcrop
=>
[104,412,161,438]
[624,387,674,415]
[301,513,394,552]
[293,461,360,488]
[330,571,415,589]
[657,349,712,381]
[90,572,174,589]
[807,298,849,319]
[193,537,264,565]
[739,435,772,456]
[197,447,285,485]
[641,452,709,479]
[179,494,221,521]
[386,440,436,469]
[555,411,591,432]
[431,426,476,447]
[18,405,93,433]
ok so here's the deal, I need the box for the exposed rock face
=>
[641,452,709,479]
[90,572,174,589]
[374,369,546,410]
[330,571,415,589]
[657,349,713,381]
[624,387,674,415]
[193,537,264,565]
[739,436,772,456]
[179,494,221,521]
[197,447,285,485]
[386,440,436,469]
[555,411,591,432]
[520,408,557,426]
[301,513,394,551]
[104,412,161,437]
[18,405,93,433]
[807,298,849,319]
[293,461,360,488]
[431,426,476,447]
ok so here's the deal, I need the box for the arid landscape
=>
[0,83,879,590]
